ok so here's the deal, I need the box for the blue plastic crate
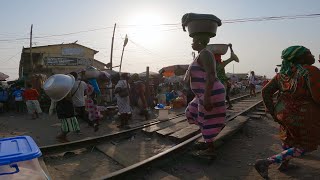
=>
[0,136,43,177]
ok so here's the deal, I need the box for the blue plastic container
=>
[0,136,49,180]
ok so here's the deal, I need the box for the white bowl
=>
[206,44,229,55]
[43,74,75,101]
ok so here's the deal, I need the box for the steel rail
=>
[40,92,259,154]
[99,99,263,179]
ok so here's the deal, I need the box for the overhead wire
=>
[1,12,320,70]
[0,51,20,63]
[1,13,320,43]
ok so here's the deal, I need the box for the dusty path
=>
[154,115,320,180]
[0,91,249,146]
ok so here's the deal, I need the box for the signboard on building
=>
[62,48,84,56]
[44,57,92,66]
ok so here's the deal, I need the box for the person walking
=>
[114,73,132,129]
[134,80,149,120]
[56,94,81,143]
[255,46,320,179]
[85,84,102,132]
[12,86,24,113]
[214,47,239,109]
[0,87,9,112]
[184,33,226,156]
[248,71,256,97]
[23,84,42,119]
[70,72,88,122]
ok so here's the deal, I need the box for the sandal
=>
[254,159,270,179]
[193,141,209,150]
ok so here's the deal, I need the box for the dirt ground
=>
[0,91,249,147]
[157,115,320,180]
[0,107,185,146]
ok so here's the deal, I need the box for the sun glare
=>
[126,12,165,46]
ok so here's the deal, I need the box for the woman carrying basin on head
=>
[182,13,226,156]
[184,33,226,156]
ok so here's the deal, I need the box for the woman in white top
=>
[114,73,131,128]
[248,71,256,97]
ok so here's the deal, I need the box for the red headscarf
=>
[214,54,222,64]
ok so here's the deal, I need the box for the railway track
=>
[40,92,265,180]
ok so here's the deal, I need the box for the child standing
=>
[56,94,80,142]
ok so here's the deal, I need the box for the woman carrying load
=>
[184,33,226,156]
[255,46,320,179]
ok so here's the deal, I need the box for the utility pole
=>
[30,24,33,72]
[146,66,150,106]
[233,64,234,74]
[110,23,116,70]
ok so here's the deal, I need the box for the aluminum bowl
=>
[206,44,229,55]
[187,20,219,37]
[43,74,75,101]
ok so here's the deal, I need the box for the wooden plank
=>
[169,124,199,142]
[142,116,186,133]
[229,108,246,111]
[247,114,261,119]
[156,121,189,136]
[240,100,259,102]
[250,111,266,115]
[256,107,266,111]
[197,116,249,144]
[236,101,256,104]
[234,102,255,105]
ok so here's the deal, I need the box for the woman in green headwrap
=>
[255,46,320,179]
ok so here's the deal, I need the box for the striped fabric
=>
[185,50,226,143]
[60,117,80,133]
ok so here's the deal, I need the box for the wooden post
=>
[146,66,150,106]
[30,24,33,72]
[110,23,116,70]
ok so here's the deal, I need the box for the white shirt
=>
[71,80,87,107]
[249,75,255,84]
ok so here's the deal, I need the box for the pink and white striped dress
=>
[185,49,226,143]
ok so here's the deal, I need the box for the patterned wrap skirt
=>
[60,117,80,133]
[186,81,226,143]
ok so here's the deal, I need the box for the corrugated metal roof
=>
[23,43,99,54]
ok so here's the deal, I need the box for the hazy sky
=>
[1,0,320,80]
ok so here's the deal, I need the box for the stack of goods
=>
[172,96,187,108]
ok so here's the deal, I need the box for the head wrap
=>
[214,54,222,64]
[280,46,308,77]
